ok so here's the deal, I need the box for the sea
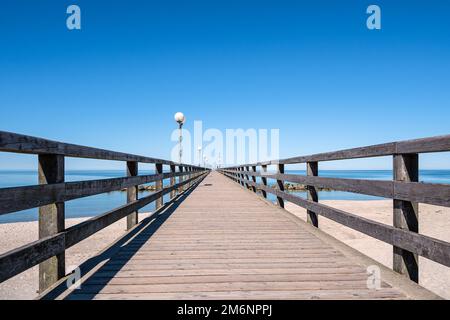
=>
[1,170,449,223]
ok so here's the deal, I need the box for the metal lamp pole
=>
[174,112,185,164]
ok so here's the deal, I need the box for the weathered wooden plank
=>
[393,154,419,282]
[72,280,388,295]
[126,161,138,230]
[0,172,208,284]
[169,164,176,199]
[222,134,450,166]
[222,170,450,207]
[0,171,192,216]
[38,154,65,293]
[86,273,368,285]
[261,165,268,198]
[155,163,163,210]
[306,161,318,227]
[65,172,207,247]
[67,289,405,300]
[0,130,182,166]
[0,234,65,283]
[258,184,450,268]
[276,164,285,208]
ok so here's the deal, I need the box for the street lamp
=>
[197,146,202,167]
[174,112,185,163]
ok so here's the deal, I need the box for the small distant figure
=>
[67,5,81,30]
[367,5,381,30]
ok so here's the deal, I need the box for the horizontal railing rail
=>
[221,170,450,208]
[0,171,190,215]
[0,131,210,291]
[218,134,450,284]
[0,131,187,165]
[0,173,206,283]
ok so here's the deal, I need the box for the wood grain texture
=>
[220,170,450,208]
[0,172,208,284]
[60,172,409,300]
[221,172,450,268]
[38,154,65,293]
[0,171,196,216]
[0,130,208,168]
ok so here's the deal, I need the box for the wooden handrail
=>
[0,131,210,292]
[0,171,196,216]
[0,130,205,168]
[225,134,450,167]
[218,134,450,284]
[220,169,450,207]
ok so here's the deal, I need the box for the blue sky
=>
[0,0,449,169]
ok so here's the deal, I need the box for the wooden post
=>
[178,165,184,193]
[261,165,268,198]
[155,163,163,210]
[170,164,176,199]
[126,161,138,230]
[38,154,65,293]
[245,166,251,190]
[393,154,419,283]
[306,161,319,227]
[251,165,257,193]
[276,164,285,208]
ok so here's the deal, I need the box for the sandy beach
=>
[0,200,449,300]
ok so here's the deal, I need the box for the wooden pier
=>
[0,131,449,300]
[42,172,438,299]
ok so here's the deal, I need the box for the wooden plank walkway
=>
[53,172,435,300]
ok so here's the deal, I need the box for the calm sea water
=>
[1,170,449,223]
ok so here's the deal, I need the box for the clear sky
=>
[0,0,449,169]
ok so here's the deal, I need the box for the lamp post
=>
[174,112,185,164]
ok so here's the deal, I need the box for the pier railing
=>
[219,134,450,283]
[0,131,209,292]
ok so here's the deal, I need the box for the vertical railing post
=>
[245,166,250,190]
[38,154,65,293]
[126,161,138,230]
[155,163,163,210]
[306,161,318,227]
[393,154,419,283]
[178,165,184,193]
[251,165,257,193]
[276,163,285,208]
[261,164,268,198]
[170,164,176,199]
